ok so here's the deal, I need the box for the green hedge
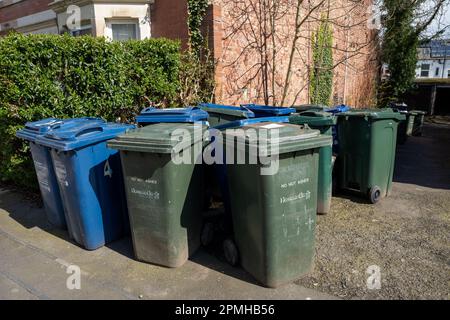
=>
[0,33,181,189]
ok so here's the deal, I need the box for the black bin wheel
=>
[369,186,382,204]
[223,238,239,266]
[201,222,215,247]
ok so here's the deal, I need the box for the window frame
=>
[106,19,140,41]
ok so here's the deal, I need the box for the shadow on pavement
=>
[394,123,450,190]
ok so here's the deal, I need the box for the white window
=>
[420,64,430,77]
[111,22,138,41]
[447,70,450,78]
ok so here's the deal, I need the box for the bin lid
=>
[213,116,290,131]
[241,104,296,116]
[136,107,209,124]
[289,111,337,126]
[410,110,427,115]
[199,103,255,118]
[107,123,208,154]
[326,104,351,114]
[15,117,105,143]
[293,104,328,112]
[36,121,135,151]
[223,122,332,155]
[338,108,406,121]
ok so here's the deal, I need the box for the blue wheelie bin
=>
[136,107,209,127]
[16,117,105,228]
[36,120,135,250]
[241,104,296,118]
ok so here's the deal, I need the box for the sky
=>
[425,2,450,38]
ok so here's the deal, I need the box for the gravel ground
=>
[296,123,450,300]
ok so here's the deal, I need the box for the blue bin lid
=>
[212,116,290,131]
[241,104,296,116]
[16,117,105,143]
[136,107,209,124]
[326,104,351,114]
[36,120,135,151]
[199,103,255,118]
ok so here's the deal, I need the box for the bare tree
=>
[218,0,380,107]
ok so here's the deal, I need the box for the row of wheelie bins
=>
[15,102,418,288]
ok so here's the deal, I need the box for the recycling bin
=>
[393,110,409,145]
[36,120,135,250]
[207,116,290,216]
[289,111,336,214]
[199,103,255,127]
[136,107,209,127]
[411,110,426,136]
[241,104,296,118]
[335,109,405,204]
[224,122,332,287]
[326,104,351,114]
[15,117,105,228]
[108,123,207,268]
[293,104,328,113]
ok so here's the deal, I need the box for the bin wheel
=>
[223,238,239,266]
[201,222,215,247]
[369,186,382,204]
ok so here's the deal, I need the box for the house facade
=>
[0,0,379,107]
[416,40,450,79]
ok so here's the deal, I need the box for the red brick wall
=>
[151,0,189,48]
[0,0,53,23]
[208,0,379,107]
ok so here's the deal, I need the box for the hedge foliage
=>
[0,34,181,189]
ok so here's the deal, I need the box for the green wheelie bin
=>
[395,110,409,145]
[289,111,336,214]
[223,122,332,287]
[108,123,207,268]
[335,109,405,204]
[411,110,426,136]
[293,104,328,113]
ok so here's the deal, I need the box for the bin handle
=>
[74,126,104,138]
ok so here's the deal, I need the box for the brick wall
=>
[0,0,52,23]
[207,0,379,107]
[151,0,189,48]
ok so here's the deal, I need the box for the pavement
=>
[0,187,335,300]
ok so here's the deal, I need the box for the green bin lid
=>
[293,104,328,112]
[289,111,337,126]
[410,110,427,115]
[223,122,332,156]
[107,123,207,153]
[338,108,406,121]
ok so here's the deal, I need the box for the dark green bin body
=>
[108,123,206,268]
[289,112,336,214]
[224,123,332,287]
[336,109,405,202]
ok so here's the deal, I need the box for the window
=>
[448,70,450,78]
[420,64,430,77]
[435,67,440,77]
[111,23,137,41]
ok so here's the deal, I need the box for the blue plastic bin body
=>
[36,121,135,250]
[16,117,105,229]
[136,107,209,126]
[209,117,290,215]
[241,104,296,117]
